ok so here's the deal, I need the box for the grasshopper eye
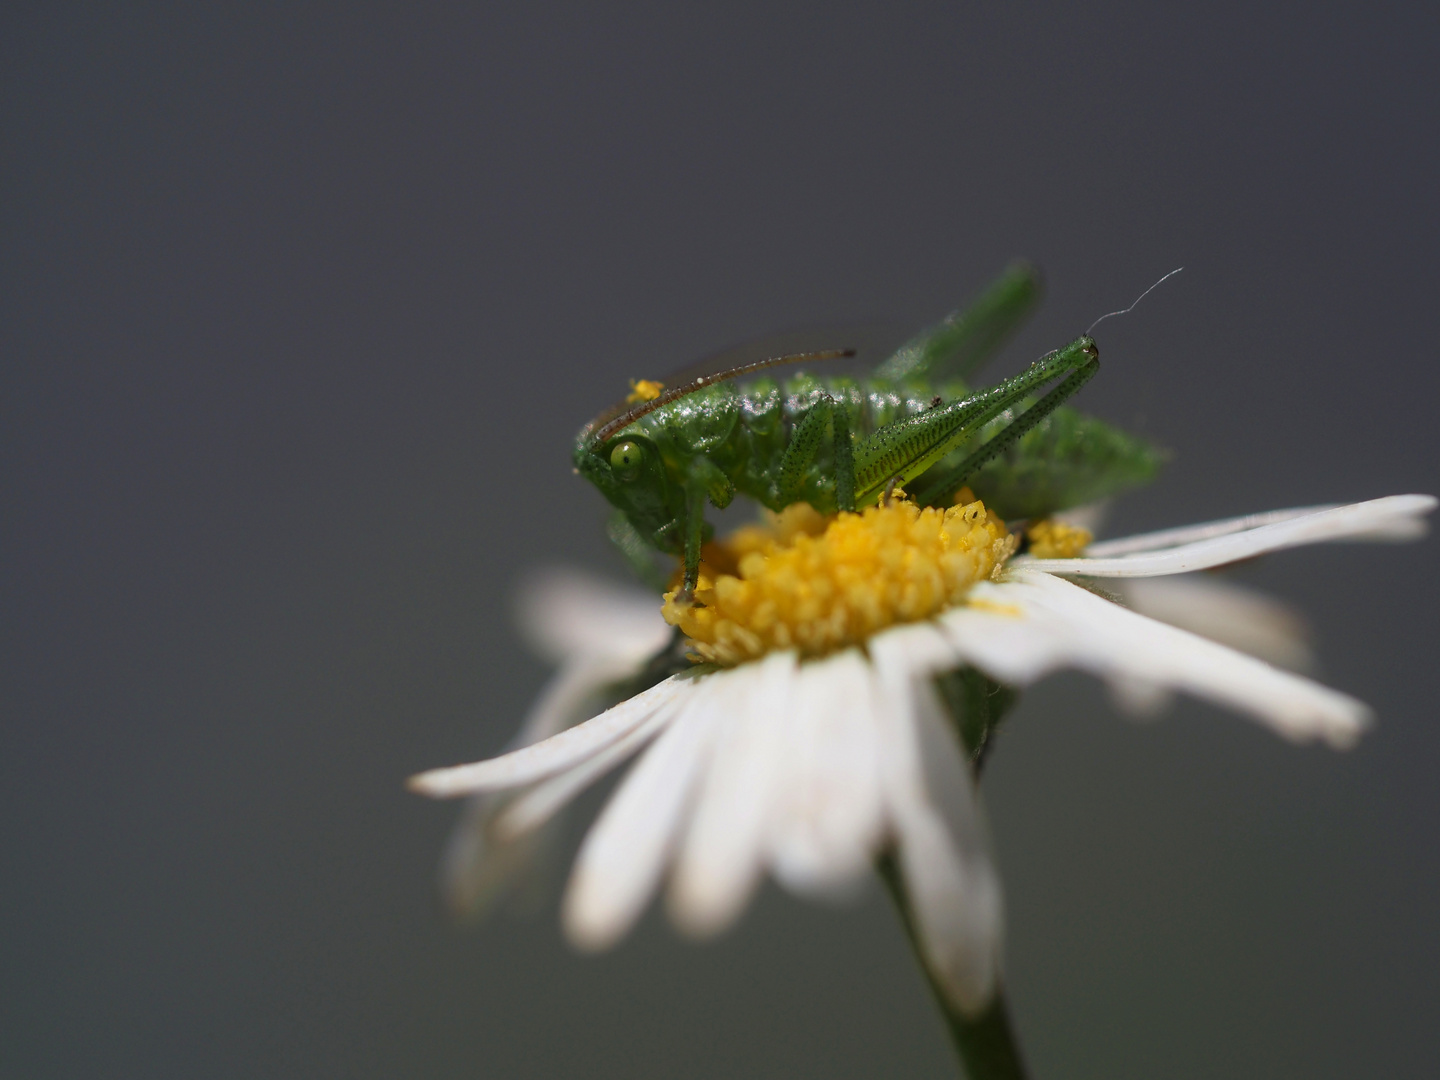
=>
[609,439,644,479]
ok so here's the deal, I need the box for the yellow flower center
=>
[1024,518,1093,558]
[662,495,1017,666]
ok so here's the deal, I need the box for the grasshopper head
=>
[574,431,687,553]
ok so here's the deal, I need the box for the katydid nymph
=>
[574,263,1164,595]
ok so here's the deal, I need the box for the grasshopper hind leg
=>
[909,346,1099,506]
[854,336,1100,508]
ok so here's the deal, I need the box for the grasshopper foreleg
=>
[679,482,708,597]
[674,455,735,598]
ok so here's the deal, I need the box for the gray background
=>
[4,4,1438,1077]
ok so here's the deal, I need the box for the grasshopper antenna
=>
[1086,266,1184,336]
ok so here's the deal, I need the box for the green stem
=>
[881,667,1028,1079]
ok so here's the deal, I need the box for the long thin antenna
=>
[586,348,854,447]
[1086,266,1184,336]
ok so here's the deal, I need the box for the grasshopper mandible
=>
[575,264,1162,593]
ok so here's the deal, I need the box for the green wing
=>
[873,262,1043,383]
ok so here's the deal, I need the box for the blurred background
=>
[4,4,1439,1077]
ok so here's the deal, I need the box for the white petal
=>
[935,588,1079,686]
[516,567,672,664]
[436,793,551,920]
[889,799,1005,1016]
[853,619,966,682]
[436,656,638,917]
[1117,575,1314,671]
[561,679,722,951]
[668,652,796,938]
[517,655,648,749]
[1084,504,1334,556]
[1084,495,1434,557]
[766,651,885,899]
[948,570,1371,747]
[1027,495,1435,576]
[493,698,683,841]
[407,676,687,797]
[868,633,1003,1015]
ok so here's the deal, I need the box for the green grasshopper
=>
[574,264,1163,593]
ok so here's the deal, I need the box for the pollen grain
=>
[626,378,665,403]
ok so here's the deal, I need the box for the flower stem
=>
[879,667,1028,1079]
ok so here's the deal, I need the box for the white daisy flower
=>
[410,492,1434,1015]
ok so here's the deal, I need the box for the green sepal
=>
[964,406,1166,520]
[932,667,1019,769]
